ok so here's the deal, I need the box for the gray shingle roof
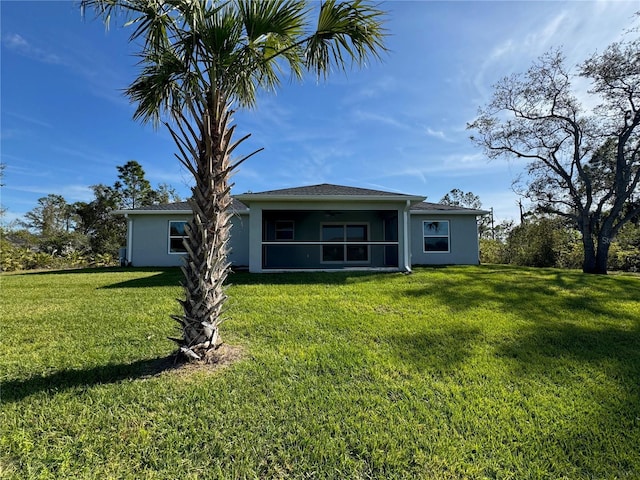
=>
[411,202,489,215]
[133,201,191,211]
[117,185,487,215]
[249,183,417,197]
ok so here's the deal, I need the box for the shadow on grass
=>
[497,320,640,474]
[101,268,184,288]
[11,266,397,288]
[495,318,640,385]
[387,325,483,374]
[9,266,151,276]
[228,270,392,286]
[101,269,386,288]
[404,265,640,376]
[9,266,186,289]
[406,265,640,322]
[1,356,179,403]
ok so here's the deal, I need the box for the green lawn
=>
[1,265,639,479]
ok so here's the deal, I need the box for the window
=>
[275,221,294,241]
[321,224,369,262]
[423,220,449,253]
[169,221,188,254]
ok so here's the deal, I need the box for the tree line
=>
[0,160,180,271]
[439,188,639,273]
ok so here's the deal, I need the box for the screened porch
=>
[261,209,400,270]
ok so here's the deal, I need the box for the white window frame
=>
[168,220,188,254]
[423,220,450,254]
[320,222,370,264]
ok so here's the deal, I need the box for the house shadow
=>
[101,268,184,289]
[12,265,397,288]
[11,267,185,289]
[1,356,179,404]
[227,270,390,286]
[101,269,386,288]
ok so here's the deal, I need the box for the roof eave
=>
[410,209,491,215]
[113,209,193,215]
[113,209,249,215]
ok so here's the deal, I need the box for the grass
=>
[1,265,639,479]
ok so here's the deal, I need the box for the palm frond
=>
[125,46,190,126]
[239,0,307,41]
[305,0,387,78]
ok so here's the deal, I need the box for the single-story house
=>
[116,183,488,272]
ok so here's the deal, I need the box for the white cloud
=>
[3,29,130,107]
[2,32,63,64]
[341,75,399,104]
[471,2,638,105]
[522,11,568,52]
[425,127,448,141]
[5,184,94,202]
[50,145,124,167]
[4,111,54,129]
[4,33,28,49]
[351,109,413,130]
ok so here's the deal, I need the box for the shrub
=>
[92,253,118,267]
[506,220,558,267]
[608,243,640,272]
[479,238,508,264]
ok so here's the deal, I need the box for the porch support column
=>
[403,200,412,273]
[248,205,263,273]
[125,214,133,266]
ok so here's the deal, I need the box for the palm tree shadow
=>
[1,356,179,404]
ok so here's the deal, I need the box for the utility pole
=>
[518,200,525,224]
[490,207,495,239]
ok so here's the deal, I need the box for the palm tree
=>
[81,0,387,362]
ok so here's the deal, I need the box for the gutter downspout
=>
[476,215,481,265]
[403,200,412,273]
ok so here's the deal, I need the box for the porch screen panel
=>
[261,210,399,270]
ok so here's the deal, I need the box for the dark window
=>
[423,220,450,253]
[321,224,369,263]
[275,221,294,241]
[169,221,188,253]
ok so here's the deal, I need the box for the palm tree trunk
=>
[171,90,235,362]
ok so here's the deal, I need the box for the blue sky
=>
[1,1,638,224]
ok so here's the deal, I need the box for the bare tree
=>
[469,36,639,274]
